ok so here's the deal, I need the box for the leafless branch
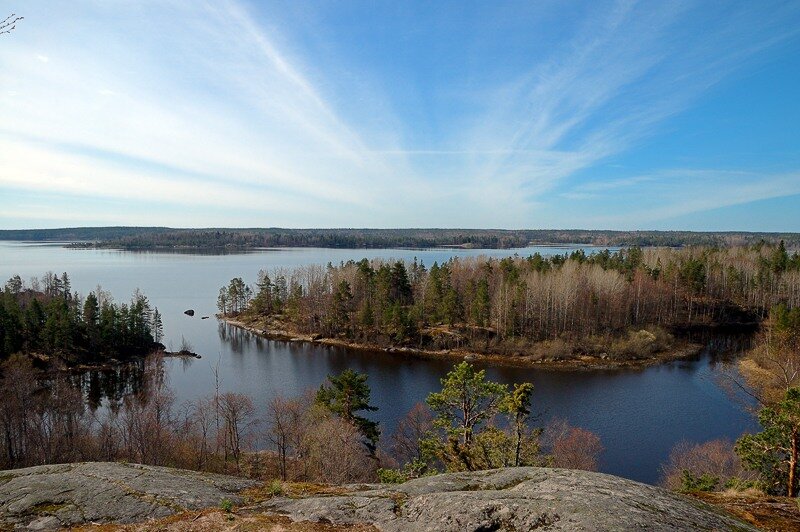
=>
[1,13,23,35]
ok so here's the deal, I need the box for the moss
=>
[389,493,407,516]
[27,501,69,514]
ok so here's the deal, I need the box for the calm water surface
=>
[0,241,758,484]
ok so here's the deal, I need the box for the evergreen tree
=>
[217,287,229,315]
[83,293,100,351]
[23,299,44,352]
[4,275,22,295]
[357,297,374,330]
[500,382,534,467]
[329,280,353,335]
[390,261,413,305]
[252,270,273,315]
[151,307,163,344]
[316,369,380,451]
[0,293,23,357]
[424,263,443,323]
[772,240,790,274]
[60,272,71,301]
[737,387,800,496]
[427,362,507,447]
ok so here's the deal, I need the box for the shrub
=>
[679,471,719,493]
[542,419,603,471]
[660,439,754,492]
[377,468,409,484]
[266,479,284,496]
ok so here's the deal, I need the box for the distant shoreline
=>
[2,227,798,251]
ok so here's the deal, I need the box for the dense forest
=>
[2,226,800,250]
[0,272,162,363]
[0,226,173,242]
[219,243,800,362]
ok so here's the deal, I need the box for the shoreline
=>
[220,316,705,371]
[22,348,202,376]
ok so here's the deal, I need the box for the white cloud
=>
[0,0,798,229]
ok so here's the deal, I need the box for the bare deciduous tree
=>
[659,439,753,491]
[265,394,306,481]
[543,418,604,471]
[217,392,256,471]
[301,411,377,484]
[389,402,434,466]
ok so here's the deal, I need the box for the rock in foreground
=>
[0,462,256,530]
[0,463,757,531]
[261,467,757,531]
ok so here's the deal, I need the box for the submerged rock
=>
[162,349,201,358]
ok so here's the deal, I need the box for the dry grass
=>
[72,508,377,531]
[241,481,353,504]
[692,491,800,531]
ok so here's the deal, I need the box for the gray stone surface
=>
[260,468,758,531]
[0,463,758,531]
[0,462,257,530]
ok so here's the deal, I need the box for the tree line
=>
[0,354,601,484]
[0,273,162,362]
[2,227,788,250]
[219,243,800,362]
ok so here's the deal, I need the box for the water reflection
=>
[72,360,146,410]
[69,326,759,484]
[218,322,264,353]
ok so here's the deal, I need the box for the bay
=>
[0,241,758,484]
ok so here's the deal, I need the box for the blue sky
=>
[1,0,799,230]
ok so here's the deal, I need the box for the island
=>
[217,243,796,368]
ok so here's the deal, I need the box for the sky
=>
[1,1,799,231]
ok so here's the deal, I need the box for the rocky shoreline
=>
[221,316,704,371]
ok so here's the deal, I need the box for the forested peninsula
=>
[218,243,800,368]
[2,226,800,250]
[0,272,163,367]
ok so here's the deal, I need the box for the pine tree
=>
[329,280,353,335]
[737,387,800,496]
[500,382,534,466]
[151,307,163,344]
[427,362,508,447]
[83,293,100,351]
[316,369,380,451]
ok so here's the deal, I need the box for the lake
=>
[0,241,758,484]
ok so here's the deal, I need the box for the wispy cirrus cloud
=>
[551,169,800,228]
[1,0,799,229]
[1,0,472,227]
[454,1,800,201]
